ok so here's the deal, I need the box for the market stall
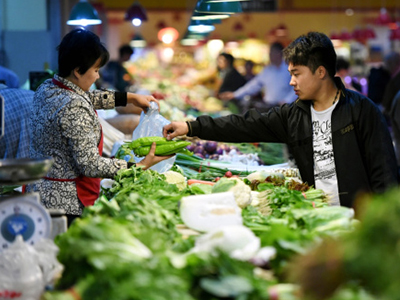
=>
[37,155,360,300]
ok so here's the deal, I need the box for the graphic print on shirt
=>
[312,119,336,181]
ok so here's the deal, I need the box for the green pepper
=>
[133,141,191,157]
[129,136,168,149]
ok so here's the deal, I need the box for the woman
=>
[26,28,171,222]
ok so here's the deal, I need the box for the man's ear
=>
[317,66,327,78]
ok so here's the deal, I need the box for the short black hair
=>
[119,45,134,57]
[270,42,284,52]
[283,32,337,79]
[336,57,350,71]
[57,28,109,77]
[219,52,234,67]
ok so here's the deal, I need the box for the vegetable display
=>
[43,154,363,300]
[289,187,400,300]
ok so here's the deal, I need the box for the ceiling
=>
[92,0,198,11]
[92,0,400,11]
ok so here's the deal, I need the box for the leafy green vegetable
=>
[55,216,152,289]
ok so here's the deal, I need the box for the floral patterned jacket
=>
[26,74,128,215]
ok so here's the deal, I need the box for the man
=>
[219,42,296,111]
[0,83,34,158]
[368,51,399,107]
[335,57,361,92]
[100,44,134,92]
[163,32,398,209]
[99,44,139,136]
[380,51,400,116]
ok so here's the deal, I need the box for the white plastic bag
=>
[131,102,175,173]
[0,235,64,300]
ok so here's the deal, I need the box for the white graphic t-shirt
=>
[311,102,340,206]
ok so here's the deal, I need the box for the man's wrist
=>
[185,121,192,136]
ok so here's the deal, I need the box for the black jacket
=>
[189,77,398,208]
[218,67,247,94]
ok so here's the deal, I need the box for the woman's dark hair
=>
[219,52,235,67]
[57,28,109,77]
[283,32,337,79]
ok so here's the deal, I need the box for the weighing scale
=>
[0,95,66,250]
[0,193,51,250]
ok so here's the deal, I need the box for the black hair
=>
[283,32,337,79]
[219,52,234,67]
[119,44,134,57]
[270,42,284,52]
[336,57,350,71]
[57,28,109,77]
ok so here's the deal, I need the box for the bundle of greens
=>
[101,166,191,217]
[175,153,252,181]
[234,142,285,166]
[241,183,355,277]
[286,188,400,300]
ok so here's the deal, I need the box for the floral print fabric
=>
[26,75,127,215]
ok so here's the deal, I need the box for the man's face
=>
[288,63,321,100]
[270,47,283,66]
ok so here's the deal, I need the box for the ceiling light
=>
[67,0,102,26]
[125,1,148,27]
[191,11,230,21]
[158,27,179,44]
[195,0,243,14]
[188,19,217,34]
[130,33,147,48]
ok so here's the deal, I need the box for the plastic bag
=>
[131,102,175,173]
[0,235,64,300]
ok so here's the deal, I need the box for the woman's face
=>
[217,55,228,70]
[76,58,101,91]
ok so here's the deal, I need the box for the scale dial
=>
[0,193,51,250]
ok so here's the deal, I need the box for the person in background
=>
[367,51,399,107]
[0,84,34,159]
[215,52,247,113]
[380,51,400,117]
[26,28,172,225]
[216,52,247,95]
[0,65,20,88]
[99,44,142,136]
[219,42,296,112]
[390,90,400,168]
[244,59,256,82]
[164,31,398,210]
[335,57,362,92]
[100,44,134,92]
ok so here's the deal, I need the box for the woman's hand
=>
[127,93,160,113]
[136,142,173,170]
[163,121,189,140]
